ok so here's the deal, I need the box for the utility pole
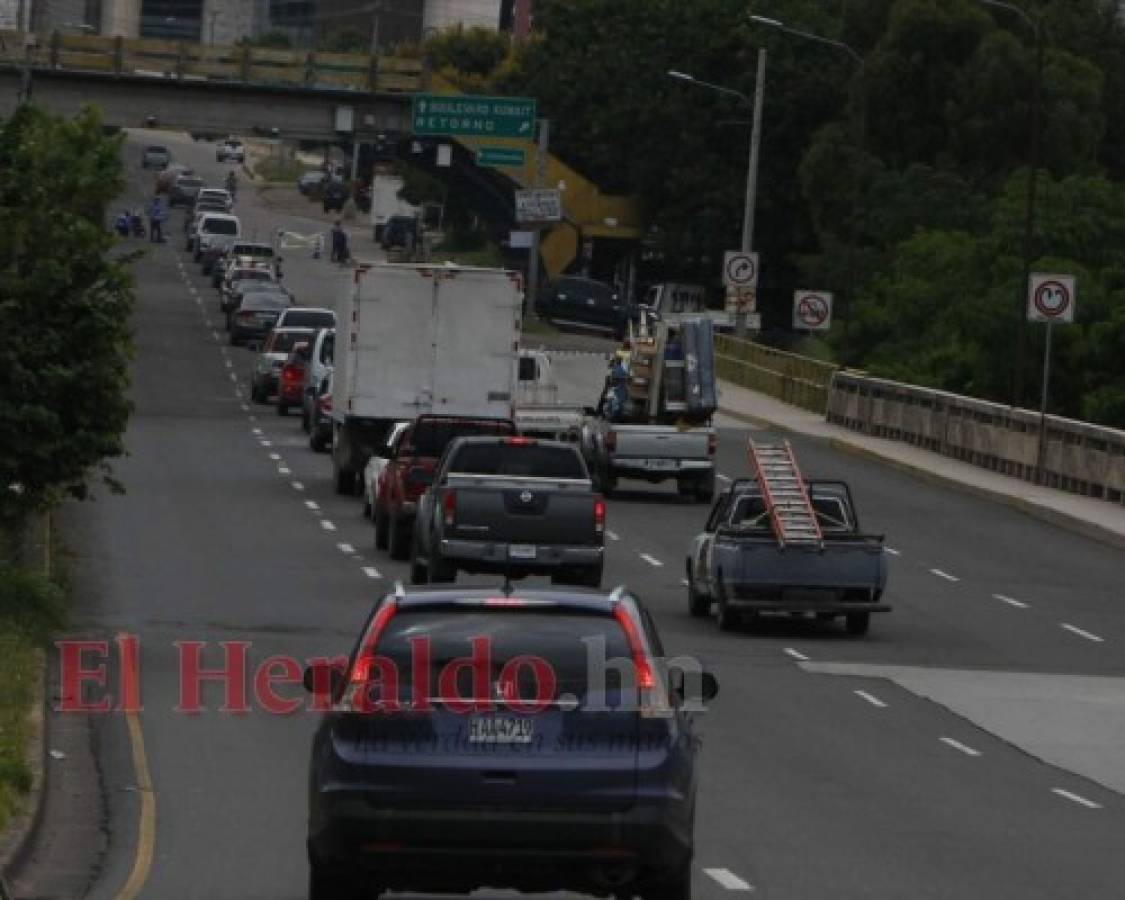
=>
[736,48,766,338]
[368,0,382,55]
[526,118,549,318]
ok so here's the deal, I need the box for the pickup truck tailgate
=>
[610,425,712,460]
[720,536,887,593]
[445,475,599,546]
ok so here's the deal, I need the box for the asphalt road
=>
[13,133,1125,899]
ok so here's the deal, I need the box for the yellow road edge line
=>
[116,710,156,900]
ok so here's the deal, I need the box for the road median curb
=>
[718,402,1125,552]
[0,647,49,882]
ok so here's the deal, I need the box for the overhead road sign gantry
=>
[412,94,537,138]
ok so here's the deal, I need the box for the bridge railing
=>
[715,334,838,414]
[0,30,425,93]
[828,371,1125,505]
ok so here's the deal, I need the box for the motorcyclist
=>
[115,210,131,237]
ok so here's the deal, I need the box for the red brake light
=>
[281,364,303,384]
[708,433,717,456]
[350,600,397,684]
[613,605,655,691]
[505,437,535,446]
[605,431,617,453]
[443,489,457,527]
[594,495,606,535]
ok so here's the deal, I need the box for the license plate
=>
[644,458,677,470]
[468,715,534,744]
[509,544,537,560]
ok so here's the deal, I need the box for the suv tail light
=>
[605,431,617,453]
[707,433,717,456]
[613,605,655,691]
[594,495,606,536]
[339,599,397,712]
[442,490,457,527]
[281,364,303,386]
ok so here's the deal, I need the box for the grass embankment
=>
[0,558,65,832]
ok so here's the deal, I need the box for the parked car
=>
[298,170,328,195]
[362,420,409,517]
[156,163,192,193]
[301,328,335,432]
[536,276,633,340]
[211,242,281,287]
[277,342,313,416]
[229,291,293,347]
[184,202,229,241]
[141,145,170,169]
[303,586,718,900]
[410,436,605,587]
[250,327,316,402]
[195,187,233,213]
[216,138,245,163]
[310,373,333,452]
[193,213,241,272]
[169,174,205,208]
[221,270,281,315]
[322,180,350,213]
[374,415,517,560]
[274,307,335,330]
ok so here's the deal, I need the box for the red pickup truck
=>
[373,414,515,559]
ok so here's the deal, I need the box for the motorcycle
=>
[130,211,146,238]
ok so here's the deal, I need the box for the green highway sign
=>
[477,147,527,167]
[412,94,537,138]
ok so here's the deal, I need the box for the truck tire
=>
[277,402,288,417]
[388,512,411,561]
[310,430,328,453]
[695,475,715,504]
[846,612,871,636]
[575,564,603,589]
[334,462,354,495]
[599,469,617,498]
[687,563,710,617]
[427,542,456,583]
[373,506,389,550]
[715,578,738,632]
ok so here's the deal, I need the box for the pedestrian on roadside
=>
[148,195,166,243]
[330,220,349,264]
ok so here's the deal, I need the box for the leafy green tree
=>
[425,26,511,79]
[0,106,134,515]
[318,26,367,54]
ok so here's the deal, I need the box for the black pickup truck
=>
[410,436,606,587]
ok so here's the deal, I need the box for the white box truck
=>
[331,262,524,494]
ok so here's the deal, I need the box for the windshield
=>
[202,219,238,235]
[449,443,586,479]
[234,245,273,259]
[267,329,315,353]
[240,292,288,310]
[409,419,515,457]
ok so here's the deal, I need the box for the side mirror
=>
[670,668,719,707]
[303,663,345,697]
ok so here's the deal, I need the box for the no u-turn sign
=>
[1028,273,1076,323]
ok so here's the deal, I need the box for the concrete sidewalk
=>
[716,379,1125,549]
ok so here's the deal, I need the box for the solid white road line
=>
[993,593,1029,609]
[1052,788,1102,809]
[362,567,382,579]
[784,647,809,662]
[337,543,355,555]
[1061,623,1104,643]
[940,737,981,757]
[640,553,663,567]
[304,500,320,511]
[930,568,960,582]
[291,481,305,491]
[605,530,620,541]
[885,547,901,556]
[320,520,337,532]
[703,868,754,891]
[855,690,887,708]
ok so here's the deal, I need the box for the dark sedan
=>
[229,291,292,347]
[536,276,634,340]
[303,587,717,900]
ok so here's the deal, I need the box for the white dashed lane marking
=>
[940,737,981,757]
[703,868,754,891]
[1052,788,1102,809]
[993,593,1029,609]
[639,553,663,568]
[885,547,901,556]
[269,453,281,461]
[305,501,320,511]
[362,567,382,579]
[278,467,291,475]
[716,473,732,483]
[784,647,809,662]
[1061,623,1104,643]
[337,543,355,555]
[854,690,887,708]
[930,568,959,582]
[320,520,337,532]
[291,481,305,491]
[605,530,620,541]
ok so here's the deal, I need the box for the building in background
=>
[422,0,500,34]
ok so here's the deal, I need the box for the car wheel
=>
[846,612,871,636]
[716,578,738,632]
[676,478,695,500]
[301,406,311,433]
[388,513,411,561]
[373,506,389,550]
[427,541,456,583]
[310,430,327,453]
[644,865,691,900]
[251,384,266,404]
[334,463,354,495]
[409,541,427,585]
[695,476,715,504]
[687,564,710,617]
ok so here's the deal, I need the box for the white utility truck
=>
[330,263,524,494]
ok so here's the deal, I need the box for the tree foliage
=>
[425,25,512,81]
[498,0,1125,425]
[0,106,134,515]
[318,26,367,54]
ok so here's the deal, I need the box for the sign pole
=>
[526,118,549,318]
[1035,320,1053,485]
[737,48,766,340]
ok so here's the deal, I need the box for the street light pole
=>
[667,60,766,337]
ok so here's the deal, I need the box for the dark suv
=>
[536,276,633,339]
[304,586,718,900]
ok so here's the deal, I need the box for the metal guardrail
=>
[715,334,837,414]
[827,371,1125,506]
[0,30,425,93]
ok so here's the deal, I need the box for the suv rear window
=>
[375,610,631,701]
[449,443,586,480]
[409,419,514,457]
[202,218,238,235]
[177,177,203,188]
[267,329,315,352]
[281,311,335,328]
[233,245,273,259]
